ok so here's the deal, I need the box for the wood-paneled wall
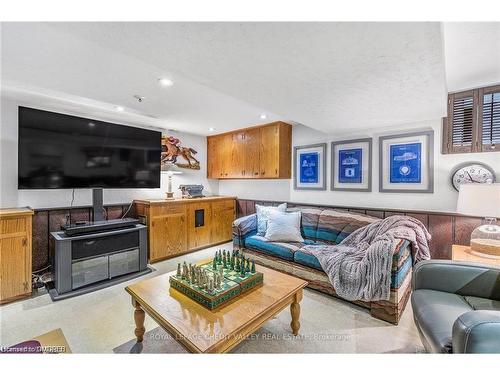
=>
[236,199,484,260]
[31,203,134,272]
[30,198,487,269]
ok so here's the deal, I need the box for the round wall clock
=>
[451,162,496,191]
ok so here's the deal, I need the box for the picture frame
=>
[293,143,327,190]
[331,138,372,191]
[379,130,434,193]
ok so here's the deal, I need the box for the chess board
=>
[169,260,263,310]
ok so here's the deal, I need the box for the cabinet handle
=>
[22,238,27,247]
[23,281,28,291]
[275,168,278,175]
[85,240,96,246]
[254,172,259,175]
[261,171,265,175]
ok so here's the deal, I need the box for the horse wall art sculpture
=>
[161,135,200,170]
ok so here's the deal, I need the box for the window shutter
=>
[479,85,500,152]
[446,90,478,153]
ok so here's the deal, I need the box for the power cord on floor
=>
[32,264,53,290]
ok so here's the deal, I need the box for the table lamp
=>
[456,183,500,256]
[163,162,182,199]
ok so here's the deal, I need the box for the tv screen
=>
[18,107,161,189]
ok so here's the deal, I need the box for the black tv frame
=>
[17,106,162,190]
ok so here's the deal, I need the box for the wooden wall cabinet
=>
[135,197,235,263]
[207,121,292,179]
[0,208,33,304]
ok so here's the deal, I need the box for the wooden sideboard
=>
[207,121,292,179]
[0,207,33,304]
[134,196,236,263]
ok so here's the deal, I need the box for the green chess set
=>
[169,249,263,310]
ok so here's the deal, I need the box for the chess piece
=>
[213,257,217,270]
[201,271,206,288]
[240,264,245,277]
[176,263,181,277]
[246,259,250,273]
[235,258,240,272]
[181,262,186,279]
[251,260,256,273]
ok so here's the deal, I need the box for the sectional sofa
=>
[233,206,413,324]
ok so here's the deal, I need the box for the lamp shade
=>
[163,161,183,174]
[456,183,500,218]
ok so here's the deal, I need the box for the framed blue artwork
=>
[299,152,319,183]
[379,130,434,193]
[389,143,422,183]
[294,143,326,190]
[331,138,372,191]
[338,148,362,183]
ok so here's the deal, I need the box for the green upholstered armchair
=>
[411,260,500,353]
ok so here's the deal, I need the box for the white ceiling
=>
[444,22,500,92]
[1,22,498,136]
[0,23,282,135]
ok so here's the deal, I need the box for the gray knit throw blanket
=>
[301,215,431,302]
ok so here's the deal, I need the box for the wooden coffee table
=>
[125,262,308,353]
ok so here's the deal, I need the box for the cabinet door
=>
[243,128,261,178]
[230,132,246,178]
[212,202,236,243]
[0,236,30,300]
[207,136,222,178]
[259,124,280,178]
[187,203,212,249]
[220,134,233,178]
[150,213,187,261]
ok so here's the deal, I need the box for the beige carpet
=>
[113,288,425,354]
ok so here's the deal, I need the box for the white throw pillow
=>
[256,203,287,235]
[265,211,304,242]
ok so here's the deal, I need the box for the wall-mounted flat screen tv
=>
[18,107,162,189]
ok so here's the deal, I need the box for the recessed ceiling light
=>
[158,78,174,87]
[208,127,215,132]
[115,106,124,112]
[260,113,267,120]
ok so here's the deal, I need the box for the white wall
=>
[0,98,218,209]
[218,179,291,201]
[220,121,500,213]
